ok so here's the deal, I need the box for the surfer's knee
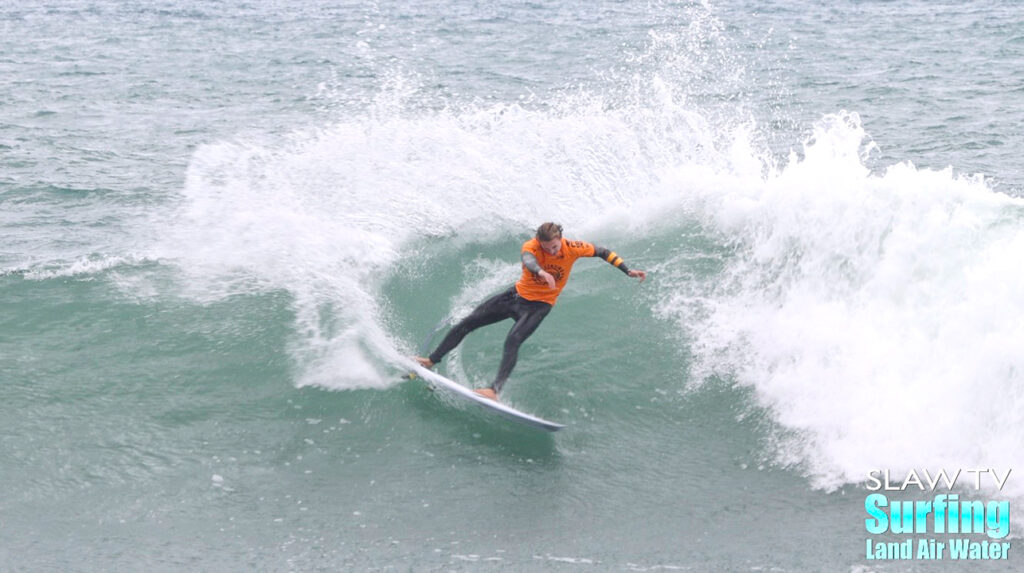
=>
[504,330,526,350]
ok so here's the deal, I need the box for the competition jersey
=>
[515,238,596,305]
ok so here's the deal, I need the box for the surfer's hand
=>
[629,270,647,283]
[539,270,556,289]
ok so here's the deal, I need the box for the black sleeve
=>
[592,245,631,275]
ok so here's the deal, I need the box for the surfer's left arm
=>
[593,246,647,283]
[522,251,556,289]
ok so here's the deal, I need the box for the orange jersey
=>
[515,238,596,305]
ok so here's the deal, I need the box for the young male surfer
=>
[414,222,647,400]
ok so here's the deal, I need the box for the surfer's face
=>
[540,237,562,255]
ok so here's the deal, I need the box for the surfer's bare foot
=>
[414,356,434,368]
[474,388,498,401]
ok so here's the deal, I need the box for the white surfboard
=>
[404,362,564,432]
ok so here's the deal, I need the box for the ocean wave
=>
[655,111,1024,497]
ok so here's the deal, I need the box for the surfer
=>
[414,222,646,400]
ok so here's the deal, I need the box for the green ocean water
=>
[2,235,858,571]
[4,1,1024,571]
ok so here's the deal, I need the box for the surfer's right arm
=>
[521,252,556,289]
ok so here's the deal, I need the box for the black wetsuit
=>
[427,286,551,394]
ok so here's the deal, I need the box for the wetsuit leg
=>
[427,288,516,365]
[491,298,552,393]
